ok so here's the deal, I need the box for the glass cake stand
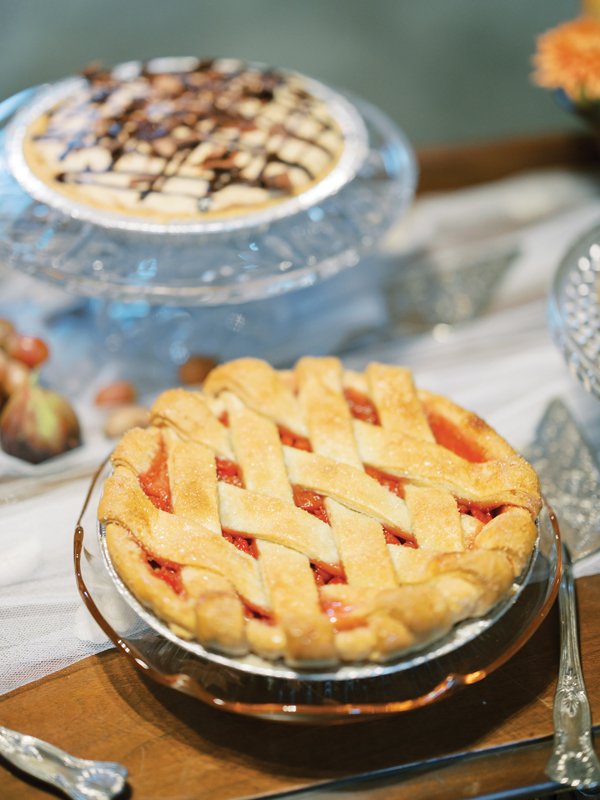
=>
[74,458,561,723]
[549,220,600,401]
[0,79,417,380]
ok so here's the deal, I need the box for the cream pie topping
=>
[21,59,346,221]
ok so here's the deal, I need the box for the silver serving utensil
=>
[0,725,127,800]
[526,399,600,789]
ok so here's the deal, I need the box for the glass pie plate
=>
[74,459,561,723]
[548,220,600,401]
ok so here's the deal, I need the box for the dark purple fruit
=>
[0,377,81,464]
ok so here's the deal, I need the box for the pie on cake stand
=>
[0,58,417,390]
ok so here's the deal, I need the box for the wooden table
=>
[2,576,598,799]
[2,131,600,799]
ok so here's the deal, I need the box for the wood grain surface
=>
[1,575,599,800]
[417,130,600,194]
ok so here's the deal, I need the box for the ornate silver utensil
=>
[0,725,127,800]
[526,399,600,789]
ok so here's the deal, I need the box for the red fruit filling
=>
[364,465,405,498]
[278,425,312,451]
[141,547,184,595]
[311,561,347,586]
[457,500,497,525]
[242,598,275,624]
[383,526,418,548]
[344,388,380,425]
[138,437,173,513]
[292,485,330,524]
[426,412,487,463]
[221,528,259,558]
[216,457,244,487]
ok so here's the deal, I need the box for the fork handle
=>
[0,725,127,800]
[545,550,600,788]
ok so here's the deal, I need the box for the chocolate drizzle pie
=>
[21,58,346,221]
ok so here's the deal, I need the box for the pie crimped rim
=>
[96,516,539,681]
[97,357,541,670]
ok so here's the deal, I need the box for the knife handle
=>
[545,549,600,788]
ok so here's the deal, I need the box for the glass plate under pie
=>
[548,219,600,401]
[74,357,560,720]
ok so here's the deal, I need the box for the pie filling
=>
[278,425,312,451]
[343,388,488,465]
[311,561,347,586]
[426,411,487,463]
[292,485,329,523]
[344,387,381,425]
[137,463,347,598]
[216,457,244,487]
[242,600,275,625]
[137,440,493,593]
[383,527,418,547]
[140,544,184,595]
[365,465,405,498]
[138,536,274,624]
[221,528,259,558]
[457,500,497,525]
[138,446,420,594]
[138,437,173,513]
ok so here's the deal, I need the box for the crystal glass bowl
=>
[548,220,600,400]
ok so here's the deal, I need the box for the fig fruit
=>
[0,377,81,464]
[0,318,15,348]
[3,358,30,395]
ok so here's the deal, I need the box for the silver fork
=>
[0,726,127,800]
[526,399,600,789]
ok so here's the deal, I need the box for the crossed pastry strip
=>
[98,357,541,666]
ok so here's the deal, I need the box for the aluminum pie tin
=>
[5,57,370,235]
[98,518,540,683]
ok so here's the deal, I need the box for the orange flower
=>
[532,17,600,103]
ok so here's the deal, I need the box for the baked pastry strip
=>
[99,356,541,666]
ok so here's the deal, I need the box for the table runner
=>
[1,167,600,696]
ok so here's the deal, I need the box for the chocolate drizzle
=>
[29,58,344,216]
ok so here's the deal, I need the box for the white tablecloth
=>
[1,168,600,695]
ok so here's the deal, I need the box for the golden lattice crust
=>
[98,357,541,667]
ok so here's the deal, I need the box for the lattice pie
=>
[98,357,541,667]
